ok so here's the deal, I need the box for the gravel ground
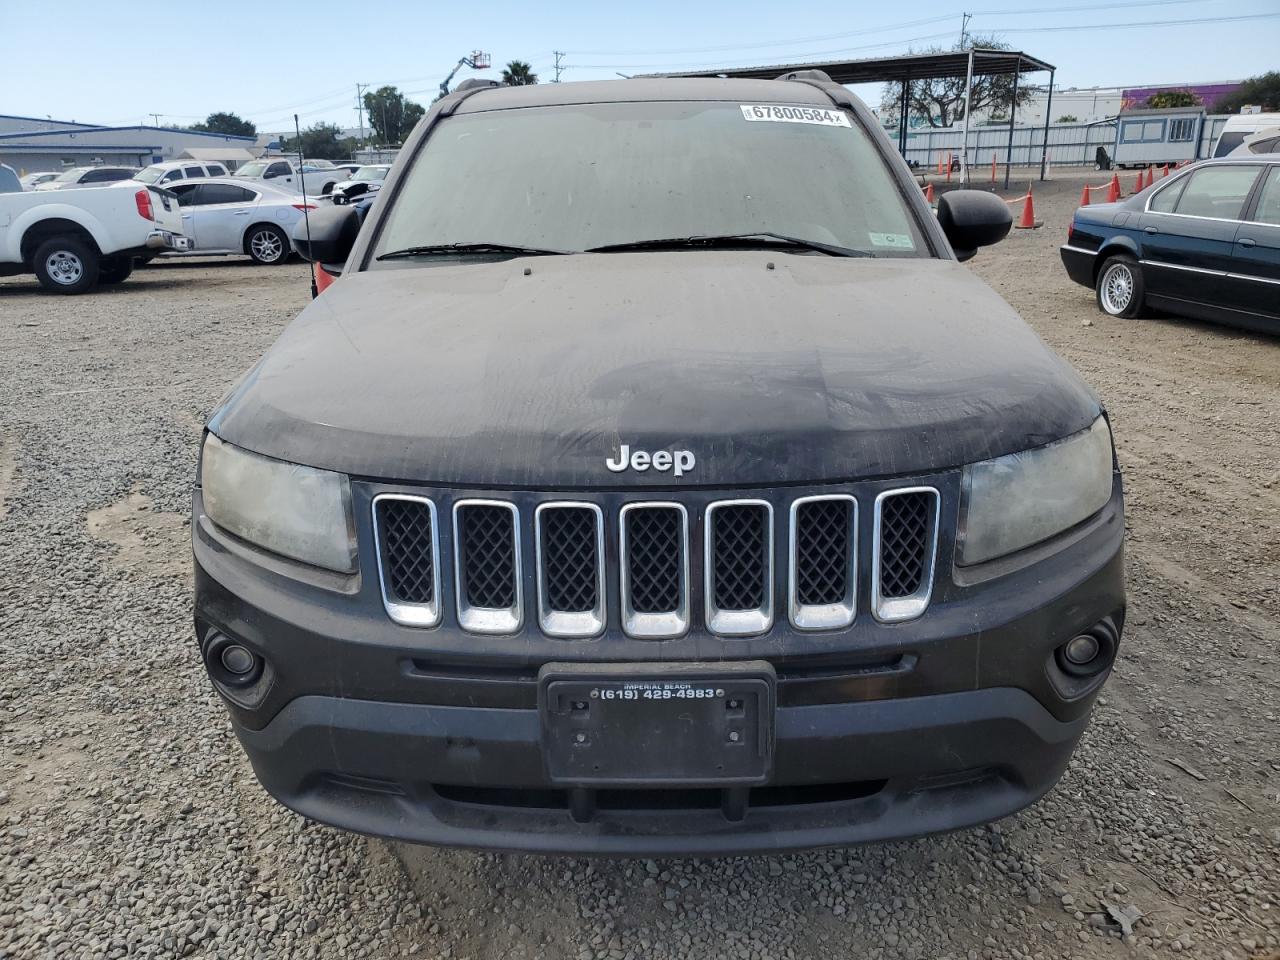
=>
[1,171,1277,960]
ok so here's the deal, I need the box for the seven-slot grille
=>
[374,487,941,636]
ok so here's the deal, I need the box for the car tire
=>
[33,236,100,294]
[1096,255,1147,319]
[245,224,290,265]
[98,256,134,285]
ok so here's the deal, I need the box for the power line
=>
[563,0,1210,60]
[971,0,1211,14]
[566,15,957,57]
[562,31,961,71]
[993,10,1278,32]
[564,8,1274,73]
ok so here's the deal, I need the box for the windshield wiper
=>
[585,232,873,258]
[376,242,569,261]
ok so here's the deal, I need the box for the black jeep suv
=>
[192,74,1125,855]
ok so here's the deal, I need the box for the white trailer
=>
[1112,106,1205,168]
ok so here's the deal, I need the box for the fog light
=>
[1053,620,1118,681]
[1063,633,1100,666]
[203,631,265,690]
[220,644,256,676]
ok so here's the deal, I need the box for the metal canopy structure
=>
[659,48,1057,186]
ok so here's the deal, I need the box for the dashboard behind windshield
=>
[371,100,927,261]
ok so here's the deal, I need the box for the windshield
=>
[353,166,388,182]
[53,167,88,183]
[236,161,269,177]
[134,166,165,184]
[371,101,927,260]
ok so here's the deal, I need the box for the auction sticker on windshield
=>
[740,104,851,127]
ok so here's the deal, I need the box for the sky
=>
[4,0,1278,136]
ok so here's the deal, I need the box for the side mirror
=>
[936,190,1012,262]
[292,204,361,270]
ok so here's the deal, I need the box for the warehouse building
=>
[0,116,260,175]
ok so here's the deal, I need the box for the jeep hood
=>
[208,252,1102,488]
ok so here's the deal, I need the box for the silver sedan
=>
[162,179,314,264]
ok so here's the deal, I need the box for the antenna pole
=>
[294,114,318,299]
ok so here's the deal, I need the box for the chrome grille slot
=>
[705,500,773,636]
[535,503,605,638]
[372,494,441,628]
[453,500,523,634]
[619,503,689,639]
[872,488,940,623]
[789,495,856,630]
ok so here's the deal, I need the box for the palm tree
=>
[502,61,538,86]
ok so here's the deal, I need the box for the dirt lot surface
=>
[1,170,1277,960]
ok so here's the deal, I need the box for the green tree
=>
[362,86,426,145]
[501,60,538,86]
[1212,72,1280,113]
[281,122,353,161]
[1145,91,1199,109]
[1056,114,1079,123]
[191,112,256,137]
[880,36,1035,129]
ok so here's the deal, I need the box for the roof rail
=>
[774,69,834,83]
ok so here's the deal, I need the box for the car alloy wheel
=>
[46,250,84,286]
[1099,261,1134,315]
[249,229,285,264]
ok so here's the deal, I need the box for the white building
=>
[0,115,260,175]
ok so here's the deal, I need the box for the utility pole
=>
[553,51,566,83]
[959,12,971,48]
[149,113,162,127]
[355,83,369,147]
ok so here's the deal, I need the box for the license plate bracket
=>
[538,661,775,787]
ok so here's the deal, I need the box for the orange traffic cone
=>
[1080,184,1092,206]
[991,154,997,184]
[1014,188,1042,229]
[1161,163,1170,178]
[923,182,935,204]
[1107,174,1121,203]
[946,153,952,183]
[937,155,944,176]
[1132,170,1144,194]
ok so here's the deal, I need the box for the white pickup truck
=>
[0,181,189,293]
[232,159,347,196]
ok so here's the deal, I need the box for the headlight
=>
[957,416,1114,566]
[200,434,356,573]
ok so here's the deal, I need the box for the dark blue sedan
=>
[1061,156,1280,333]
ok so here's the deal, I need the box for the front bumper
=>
[233,686,1088,856]
[193,478,1125,855]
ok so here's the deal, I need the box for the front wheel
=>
[1095,256,1147,319]
[245,224,290,265]
[33,236,100,294]
[98,256,134,285]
